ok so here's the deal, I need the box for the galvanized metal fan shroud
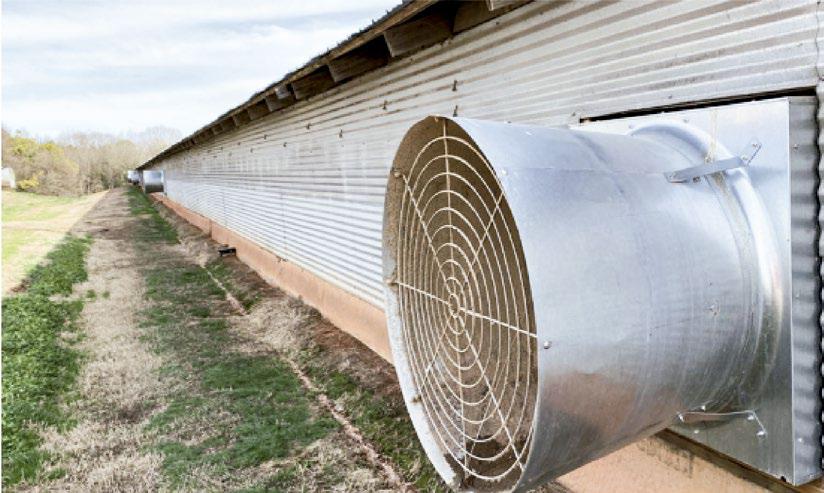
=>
[384,117,537,490]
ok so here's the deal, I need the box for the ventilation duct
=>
[126,170,140,185]
[383,113,789,491]
[142,170,164,193]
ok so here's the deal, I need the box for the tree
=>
[1,126,180,196]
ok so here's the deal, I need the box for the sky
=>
[1,0,398,139]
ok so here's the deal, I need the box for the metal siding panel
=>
[150,0,819,312]
[790,97,821,482]
[790,97,821,484]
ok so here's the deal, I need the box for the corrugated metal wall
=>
[153,0,821,309]
[788,96,821,482]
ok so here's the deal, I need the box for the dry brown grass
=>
[234,297,316,356]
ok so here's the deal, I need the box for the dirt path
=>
[21,188,406,492]
[22,190,166,491]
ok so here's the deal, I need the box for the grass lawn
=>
[2,234,92,486]
[2,190,106,293]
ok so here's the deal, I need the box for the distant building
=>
[2,168,16,189]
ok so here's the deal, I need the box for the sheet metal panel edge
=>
[150,0,820,312]
[817,3,824,479]
[818,85,824,478]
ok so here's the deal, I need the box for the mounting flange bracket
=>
[665,139,762,183]
[678,409,767,439]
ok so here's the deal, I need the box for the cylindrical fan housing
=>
[142,170,164,193]
[382,116,778,491]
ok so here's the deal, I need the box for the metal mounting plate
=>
[579,98,821,485]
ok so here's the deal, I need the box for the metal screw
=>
[543,341,551,349]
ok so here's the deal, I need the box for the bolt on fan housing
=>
[383,114,783,491]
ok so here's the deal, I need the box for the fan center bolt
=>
[448,294,461,318]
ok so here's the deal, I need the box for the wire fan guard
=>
[386,118,537,490]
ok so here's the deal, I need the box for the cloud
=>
[2,0,398,137]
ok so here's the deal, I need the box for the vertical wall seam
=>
[816,0,824,470]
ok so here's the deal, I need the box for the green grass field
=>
[2,234,92,486]
[3,190,105,292]
[3,192,86,222]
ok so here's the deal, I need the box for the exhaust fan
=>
[382,98,820,491]
[142,170,165,193]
